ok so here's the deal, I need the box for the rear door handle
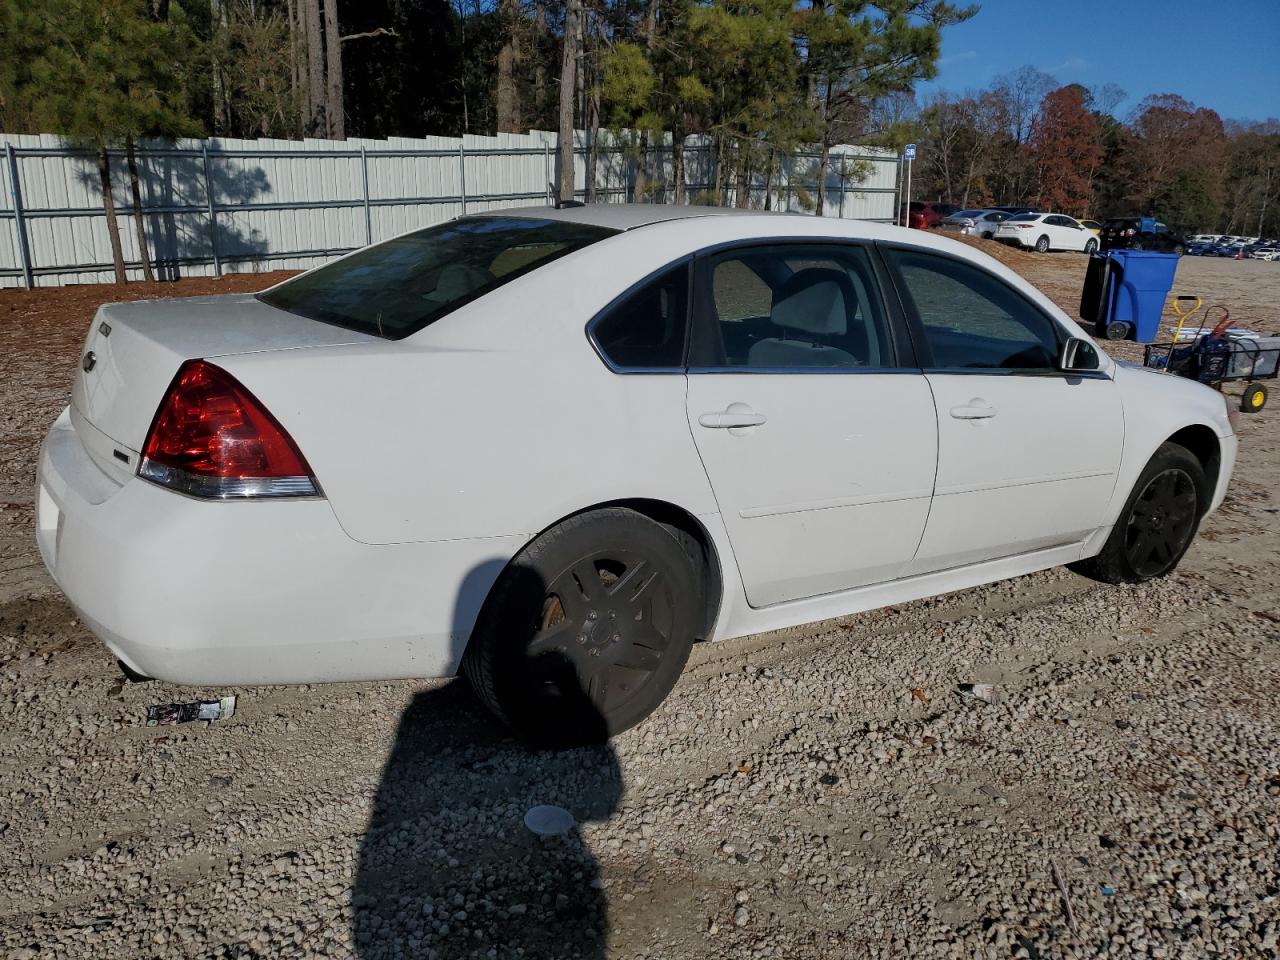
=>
[698,410,767,429]
[949,399,997,420]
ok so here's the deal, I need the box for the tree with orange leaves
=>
[1029,86,1104,216]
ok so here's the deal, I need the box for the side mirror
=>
[1059,337,1101,372]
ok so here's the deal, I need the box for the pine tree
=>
[2,0,199,283]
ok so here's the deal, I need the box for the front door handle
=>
[950,399,997,420]
[698,407,767,429]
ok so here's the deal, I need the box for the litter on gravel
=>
[145,695,237,726]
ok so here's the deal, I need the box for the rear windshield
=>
[258,216,617,339]
[1104,219,1137,228]
[1009,213,1040,222]
[953,209,986,218]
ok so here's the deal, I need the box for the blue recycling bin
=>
[1079,249,1180,343]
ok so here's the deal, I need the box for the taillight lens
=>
[139,359,320,499]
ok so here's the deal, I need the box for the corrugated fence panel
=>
[0,131,899,288]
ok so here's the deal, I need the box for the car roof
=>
[475,203,782,231]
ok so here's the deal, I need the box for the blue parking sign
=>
[904,143,916,160]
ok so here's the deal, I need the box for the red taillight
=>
[139,359,320,499]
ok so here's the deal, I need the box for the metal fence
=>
[0,130,901,288]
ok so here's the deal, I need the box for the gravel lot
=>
[1,249,1278,960]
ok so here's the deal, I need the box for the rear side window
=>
[690,244,892,369]
[258,216,616,339]
[590,262,690,370]
[886,249,1061,371]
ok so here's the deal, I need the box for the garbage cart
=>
[1079,249,1180,343]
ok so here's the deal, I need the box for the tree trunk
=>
[495,0,521,133]
[815,140,830,216]
[633,131,648,203]
[533,1,547,122]
[303,0,325,136]
[673,130,686,205]
[125,138,155,283]
[586,81,600,202]
[97,147,127,285]
[556,0,581,202]
[323,0,344,138]
[734,141,750,209]
[288,0,302,121]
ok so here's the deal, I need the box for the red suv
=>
[901,201,960,229]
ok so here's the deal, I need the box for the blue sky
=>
[918,0,1280,122]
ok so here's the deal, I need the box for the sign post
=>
[902,143,916,226]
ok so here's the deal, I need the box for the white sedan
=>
[37,205,1236,744]
[996,213,1099,253]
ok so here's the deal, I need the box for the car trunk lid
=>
[71,293,375,475]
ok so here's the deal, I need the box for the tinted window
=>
[690,244,892,369]
[1010,213,1040,222]
[258,216,616,339]
[887,249,1061,371]
[591,263,689,369]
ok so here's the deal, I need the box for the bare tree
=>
[557,0,582,201]
[303,0,325,135]
[496,0,522,133]
[324,0,344,138]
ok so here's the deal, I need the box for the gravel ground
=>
[1,251,1278,960]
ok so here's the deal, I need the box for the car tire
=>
[1035,235,1050,253]
[1070,442,1206,585]
[1084,238,1098,254]
[462,507,703,746]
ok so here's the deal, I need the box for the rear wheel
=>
[462,508,702,746]
[1070,443,1206,584]
[1035,235,1050,253]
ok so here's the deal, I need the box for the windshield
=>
[258,216,617,339]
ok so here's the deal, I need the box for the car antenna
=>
[550,187,586,211]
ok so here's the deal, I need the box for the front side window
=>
[590,262,690,370]
[690,244,892,370]
[886,248,1062,371]
[258,216,617,339]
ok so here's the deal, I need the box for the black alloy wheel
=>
[1124,468,1200,579]
[463,508,702,746]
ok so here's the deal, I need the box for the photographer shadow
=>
[353,564,623,960]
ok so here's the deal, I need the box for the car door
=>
[880,245,1124,575]
[684,242,938,608]
[1045,215,1082,250]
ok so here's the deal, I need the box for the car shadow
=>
[352,565,623,960]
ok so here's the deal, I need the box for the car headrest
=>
[770,268,852,337]
[432,262,494,301]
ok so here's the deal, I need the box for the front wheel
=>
[1035,235,1050,253]
[1070,442,1206,584]
[1084,238,1098,254]
[462,508,703,746]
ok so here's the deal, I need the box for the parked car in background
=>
[1250,247,1280,262]
[1243,238,1278,258]
[939,208,1013,238]
[996,213,1099,252]
[33,205,1237,743]
[1100,217,1187,254]
[992,206,1036,216]
[901,201,961,229]
[1078,219,1103,236]
[1187,234,1222,246]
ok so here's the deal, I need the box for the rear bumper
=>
[36,407,524,685]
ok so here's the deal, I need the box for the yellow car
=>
[1078,219,1102,236]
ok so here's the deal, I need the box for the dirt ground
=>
[0,247,1277,960]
